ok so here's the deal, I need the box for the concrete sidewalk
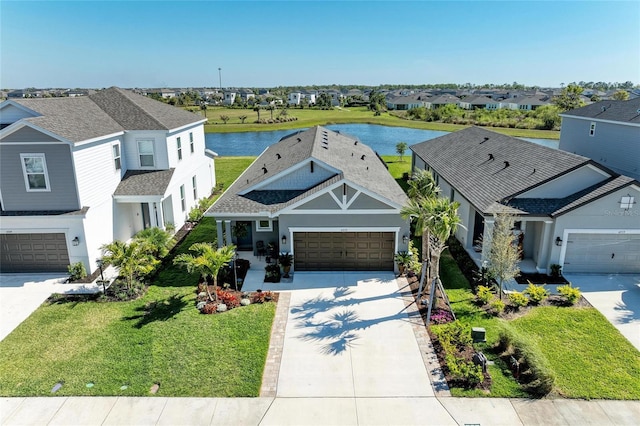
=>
[2,396,640,425]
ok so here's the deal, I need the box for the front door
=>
[234,221,253,251]
[141,203,151,229]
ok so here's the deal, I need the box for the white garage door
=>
[0,233,70,273]
[563,233,640,274]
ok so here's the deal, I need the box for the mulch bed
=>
[515,272,569,285]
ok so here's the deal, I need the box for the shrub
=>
[549,264,562,277]
[196,301,207,311]
[496,324,556,396]
[523,282,549,305]
[201,303,217,314]
[446,354,485,386]
[216,289,240,309]
[434,321,472,352]
[67,262,87,281]
[476,285,494,305]
[557,284,581,305]
[508,291,529,309]
[490,298,506,314]
[430,308,455,325]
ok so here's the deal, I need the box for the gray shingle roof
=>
[114,169,175,196]
[410,126,592,214]
[209,126,407,215]
[560,98,640,124]
[11,87,204,143]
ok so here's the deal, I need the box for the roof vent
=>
[361,155,366,160]
[276,153,281,159]
[480,137,489,144]
[297,137,301,142]
[488,153,494,161]
[262,165,268,174]
[601,106,606,112]
[503,161,510,168]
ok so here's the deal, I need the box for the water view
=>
[205,124,558,156]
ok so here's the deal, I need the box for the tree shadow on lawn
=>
[291,287,414,355]
[122,294,188,329]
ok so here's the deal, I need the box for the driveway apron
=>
[276,272,433,398]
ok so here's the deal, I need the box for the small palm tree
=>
[173,243,236,302]
[424,197,464,283]
[101,240,159,290]
[254,105,261,121]
[239,115,248,124]
[134,227,173,259]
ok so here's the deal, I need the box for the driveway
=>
[0,274,99,342]
[276,272,434,398]
[564,274,640,351]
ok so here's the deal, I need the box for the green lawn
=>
[202,106,560,140]
[0,156,277,397]
[437,250,640,399]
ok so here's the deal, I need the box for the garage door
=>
[294,231,394,271]
[563,233,640,274]
[0,233,70,273]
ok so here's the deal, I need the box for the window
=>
[189,132,194,153]
[192,175,198,200]
[589,122,596,137]
[177,137,182,160]
[112,144,121,170]
[180,185,186,212]
[450,188,455,202]
[137,139,155,167]
[20,153,50,191]
[256,219,272,232]
[620,196,635,209]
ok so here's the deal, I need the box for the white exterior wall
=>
[122,131,167,170]
[516,165,610,199]
[73,134,124,208]
[288,93,301,105]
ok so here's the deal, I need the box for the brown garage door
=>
[0,233,70,273]
[294,231,394,271]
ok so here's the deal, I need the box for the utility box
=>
[472,327,486,343]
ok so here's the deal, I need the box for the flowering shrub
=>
[216,289,240,309]
[523,282,549,305]
[430,308,455,324]
[251,291,274,304]
[201,303,217,314]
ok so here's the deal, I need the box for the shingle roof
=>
[10,87,204,143]
[560,98,640,124]
[506,176,637,216]
[114,169,175,196]
[209,126,407,215]
[410,126,592,214]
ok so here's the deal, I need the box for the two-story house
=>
[0,87,216,274]
[559,98,640,180]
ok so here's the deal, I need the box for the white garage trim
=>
[559,228,640,272]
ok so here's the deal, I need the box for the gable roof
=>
[410,126,595,214]
[209,126,407,216]
[7,87,204,143]
[560,98,640,124]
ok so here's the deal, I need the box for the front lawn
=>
[436,250,640,399]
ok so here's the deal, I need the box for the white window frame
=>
[256,219,272,232]
[180,185,186,212]
[620,196,635,209]
[137,139,155,168]
[189,132,194,153]
[589,122,596,137]
[112,144,121,170]
[192,175,198,200]
[177,137,182,160]
[20,153,51,192]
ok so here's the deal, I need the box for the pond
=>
[205,124,558,156]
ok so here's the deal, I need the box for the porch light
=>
[403,235,409,244]
[281,235,287,245]
[555,237,562,247]
[72,236,80,246]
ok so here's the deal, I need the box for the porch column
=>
[154,201,164,229]
[216,220,224,248]
[537,220,554,273]
[224,220,232,246]
[480,219,494,262]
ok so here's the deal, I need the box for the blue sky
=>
[2,1,639,88]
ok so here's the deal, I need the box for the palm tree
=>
[253,105,261,121]
[424,197,463,283]
[101,240,159,290]
[401,168,441,294]
[134,227,173,259]
[173,243,236,302]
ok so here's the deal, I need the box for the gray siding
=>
[0,144,79,211]
[559,118,640,179]
[2,127,60,143]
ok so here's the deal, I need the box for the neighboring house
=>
[459,96,495,110]
[411,126,639,275]
[425,94,461,109]
[386,95,428,111]
[559,98,640,180]
[0,87,215,274]
[224,91,236,105]
[206,126,410,272]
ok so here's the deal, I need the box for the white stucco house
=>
[0,87,216,274]
[411,126,639,275]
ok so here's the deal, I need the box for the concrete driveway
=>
[276,272,434,398]
[0,274,99,342]
[564,274,640,351]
